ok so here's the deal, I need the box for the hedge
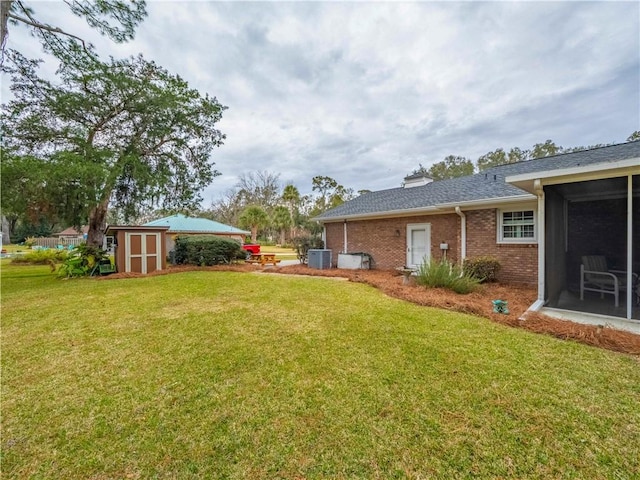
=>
[173,236,245,266]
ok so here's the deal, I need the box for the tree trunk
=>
[251,226,258,243]
[1,215,10,245]
[1,1,12,52]
[86,199,109,248]
[279,229,286,246]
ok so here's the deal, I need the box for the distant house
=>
[57,226,89,240]
[315,142,640,330]
[143,214,250,252]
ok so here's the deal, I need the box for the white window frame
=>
[497,208,537,243]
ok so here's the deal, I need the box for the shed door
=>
[406,223,431,268]
[125,232,162,274]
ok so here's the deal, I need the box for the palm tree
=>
[282,184,300,213]
[281,184,300,238]
[271,206,292,245]
[238,205,269,243]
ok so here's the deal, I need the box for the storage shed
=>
[105,225,170,274]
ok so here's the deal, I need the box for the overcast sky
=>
[2,1,639,204]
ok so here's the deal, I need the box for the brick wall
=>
[324,208,538,286]
[568,198,627,268]
[465,209,537,285]
[324,215,460,269]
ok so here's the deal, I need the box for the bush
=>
[11,248,69,265]
[57,244,109,278]
[291,236,324,263]
[24,237,37,248]
[416,259,480,294]
[173,235,244,266]
[463,256,501,283]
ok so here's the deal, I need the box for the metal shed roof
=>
[143,214,250,235]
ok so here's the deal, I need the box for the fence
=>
[34,237,85,248]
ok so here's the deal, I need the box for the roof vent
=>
[403,173,433,188]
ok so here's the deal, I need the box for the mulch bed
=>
[101,263,640,356]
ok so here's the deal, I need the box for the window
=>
[498,209,536,242]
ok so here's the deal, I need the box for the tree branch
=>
[9,5,90,53]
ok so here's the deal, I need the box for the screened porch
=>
[543,175,639,323]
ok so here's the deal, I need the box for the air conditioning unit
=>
[308,249,332,269]
[337,252,371,270]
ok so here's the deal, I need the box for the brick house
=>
[315,142,640,326]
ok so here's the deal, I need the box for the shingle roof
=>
[143,214,249,235]
[315,142,640,221]
[484,140,640,177]
[58,226,89,236]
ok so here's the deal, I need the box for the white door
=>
[406,223,430,268]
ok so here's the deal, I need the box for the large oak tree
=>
[1,50,226,246]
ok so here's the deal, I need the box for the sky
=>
[2,1,639,206]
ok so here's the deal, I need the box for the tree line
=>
[411,133,640,181]
[199,173,356,244]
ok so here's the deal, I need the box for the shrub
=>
[11,248,69,265]
[416,259,480,294]
[291,236,324,263]
[24,237,37,248]
[57,244,109,278]
[173,235,244,266]
[463,256,501,283]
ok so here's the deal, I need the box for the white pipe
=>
[454,206,466,264]
[534,179,545,303]
[343,220,348,253]
[626,175,632,320]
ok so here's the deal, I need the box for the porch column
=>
[626,175,633,320]
[535,179,545,302]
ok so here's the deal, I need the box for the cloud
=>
[3,1,638,201]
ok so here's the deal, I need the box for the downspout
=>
[454,206,466,265]
[626,175,632,320]
[528,179,546,312]
[343,220,348,253]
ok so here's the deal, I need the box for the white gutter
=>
[343,220,348,253]
[316,205,441,223]
[534,179,545,304]
[454,206,466,264]
[435,194,535,210]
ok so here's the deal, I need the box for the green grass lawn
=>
[2,263,639,479]
[1,244,29,255]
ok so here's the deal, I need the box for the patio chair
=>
[580,255,636,308]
